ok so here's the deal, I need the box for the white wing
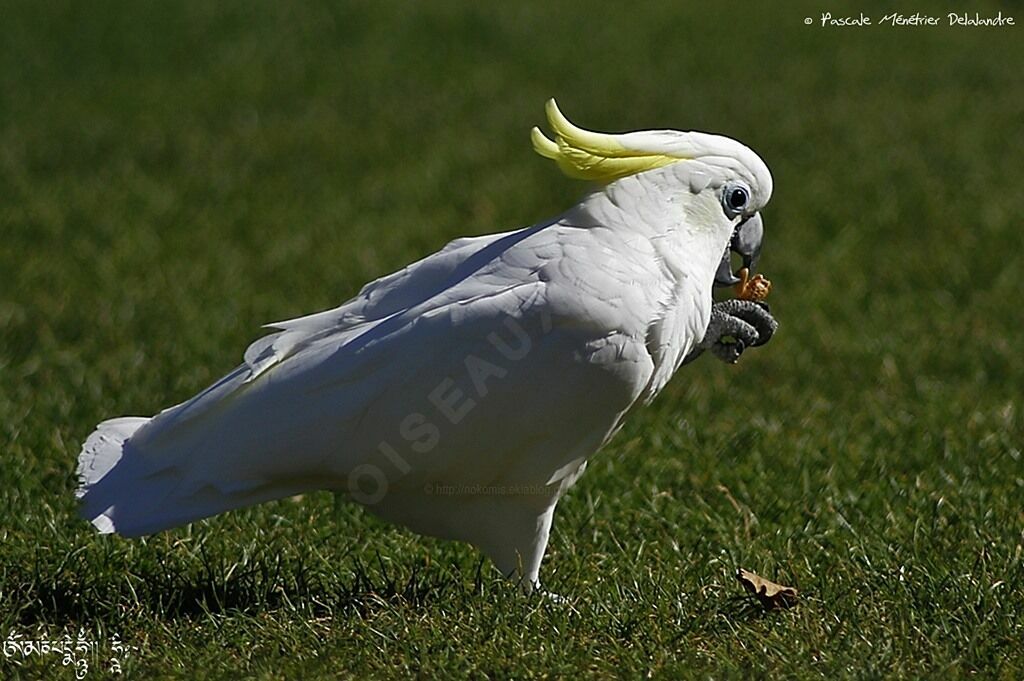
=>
[77,217,698,539]
[242,228,524,379]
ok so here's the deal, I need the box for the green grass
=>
[2,1,1023,677]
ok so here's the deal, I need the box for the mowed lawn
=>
[2,1,1023,678]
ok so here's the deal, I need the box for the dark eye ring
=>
[723,185,749,215]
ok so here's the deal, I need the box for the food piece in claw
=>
[734,267,772,302]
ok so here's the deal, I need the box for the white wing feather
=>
[242,230,523,381]
[77,200,711,545]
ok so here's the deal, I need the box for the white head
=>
[532,99,773,286]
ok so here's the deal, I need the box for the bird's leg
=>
[683,300,778,365]
[475,501,556,596]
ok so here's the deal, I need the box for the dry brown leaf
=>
[736,568,798,609]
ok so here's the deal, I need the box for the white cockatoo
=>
[77,100,777,593]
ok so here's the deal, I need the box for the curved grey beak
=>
[714,212,764,287]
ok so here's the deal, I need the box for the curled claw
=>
[715,299,778,347]
[711,338,745,364]
[701,305,760,364]
[682,298,779,366]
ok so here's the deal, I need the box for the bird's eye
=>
[722,184,750,217]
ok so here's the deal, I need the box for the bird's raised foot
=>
[685,299,779,365]
[713,298,778,348]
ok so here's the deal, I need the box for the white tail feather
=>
[76,415,319,537]
[76,417,151,533]
[76,417,149,499]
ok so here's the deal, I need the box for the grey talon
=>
[715,299,778,347]
[692,304,760,365]
[746,304,778,347]
[711,338,745,364]
[704,306,760,349]
[681,298,779,365]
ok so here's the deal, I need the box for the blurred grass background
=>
[1,0,1022,677]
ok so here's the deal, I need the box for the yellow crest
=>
[531,99,680,183]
